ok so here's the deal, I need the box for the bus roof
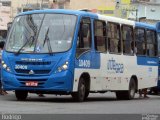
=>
[17,9,156,31]
[17,9,97,18]
[97,14,135,26]
[19,9,135,26]
[135,22,156,30]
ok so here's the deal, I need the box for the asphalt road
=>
[0,91,160,114]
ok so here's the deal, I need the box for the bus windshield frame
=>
[5,13,77,54]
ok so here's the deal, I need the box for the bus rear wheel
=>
[15,90,28,101]
[85,91,89,99]
[128,79,136,99]
[71,78,86,102]
[116,78,136,100]
[149,87,159,95]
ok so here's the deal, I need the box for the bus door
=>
[74,17,101,90]
[75,17,93,68]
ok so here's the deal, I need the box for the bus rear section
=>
[149,22,160,94]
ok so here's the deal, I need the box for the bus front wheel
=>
[71,77,86,102]
[15,90,28,101]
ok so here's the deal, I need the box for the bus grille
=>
[15,69,51,74]
[16,61,51,65]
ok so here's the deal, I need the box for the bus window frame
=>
[121,24,134,56]
[107,22,121,55]
[76,17,92,58]
[134,27,147,57]
[93,19,107,53]
[146,29,158,57]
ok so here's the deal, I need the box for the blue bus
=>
[1,9,158,101]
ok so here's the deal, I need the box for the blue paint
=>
[137,56,158,66]
[136,22,156,30]
[18,9,97,19]
[75,51,100,69]
[2,50,74,91]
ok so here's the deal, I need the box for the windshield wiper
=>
[15,36,35,55]
[42,28,53,55]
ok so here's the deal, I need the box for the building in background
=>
[0,0,11,40]
[68,0,132,18]
[1,0,160,28]
[11,0,50,19]
[10,0,70,19]
[129,0,160,24]
[10,0,130,18]
[69,0,119,17]
[114,0,132,19]
[49,0,70,9]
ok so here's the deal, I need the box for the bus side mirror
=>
[82,24,89,37]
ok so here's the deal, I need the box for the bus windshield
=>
[6,14,77,53]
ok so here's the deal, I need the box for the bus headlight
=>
[2,61,11,72]
[2,64,7,69]
[62,64,68,70]
[55,61,69,73]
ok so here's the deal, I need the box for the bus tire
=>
[116,78,136,100]
[15,90,28,101]
[149,87,159,95]
[71,77,86,102]
[85,91,89,99]
[153,89,158,94]
[128,78,136,99]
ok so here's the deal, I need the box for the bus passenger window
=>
[76,18,91,57]
[94,20,107,52]
[122,25,133,55]
[146,30,157,57]
[107,23,121,53]
[135,28,146,56]
[158,33,160,56]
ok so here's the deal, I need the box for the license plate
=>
[25,81,38,86]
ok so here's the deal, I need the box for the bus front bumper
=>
[2,70,73,92]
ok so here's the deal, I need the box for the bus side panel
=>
[100,53,130,91]
[137,56,158,89]
[100,54,158,91]
[73,53,158,92]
